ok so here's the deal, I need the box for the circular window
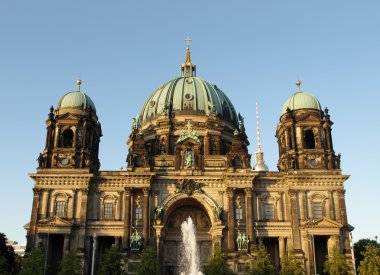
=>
[185,93,193,100]
[150,101,155,107]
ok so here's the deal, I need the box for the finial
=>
[296,80,302,93]
[77,79,82,91]
[181,36,196,77]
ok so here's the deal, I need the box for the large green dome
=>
[138,76,238,126]
[57,91,96,111]
[281,91,321,114]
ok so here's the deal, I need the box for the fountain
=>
[180,217,203,275]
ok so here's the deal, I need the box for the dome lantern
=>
[181,36,196,77]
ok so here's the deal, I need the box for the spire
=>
[181,36,196,77]
[254,100,269,171]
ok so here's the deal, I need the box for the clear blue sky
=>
[0,1,379,243]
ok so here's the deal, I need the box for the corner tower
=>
[38,80,102,172]
[276,81,339,171]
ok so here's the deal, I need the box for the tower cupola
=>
[276,81,340,171]
[37,80,102,172]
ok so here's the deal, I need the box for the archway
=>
[162,197,212,275]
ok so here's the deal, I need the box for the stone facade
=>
[25,48,354,275]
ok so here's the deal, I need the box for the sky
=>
[0,0,379,244]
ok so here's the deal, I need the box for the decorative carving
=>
[176,121,201,144]
[175,179,204,196]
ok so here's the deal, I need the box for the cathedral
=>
[25,42,354,275]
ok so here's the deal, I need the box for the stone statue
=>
[184,151,193,168]
[132,118,137,130]
[155,205,164,222]
[214,206,223,220]
[37,153,45,168]
[130,229,142,251]
[161,102,170,116]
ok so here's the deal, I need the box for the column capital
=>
[244,187,252,196]
[80,188,89,195]
[33,188,41,195]
[288,190,298,198]
[124,187,131,196]
[142,188,150,196]
[227,188,235,198]
[336,189,346,196]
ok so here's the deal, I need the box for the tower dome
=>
[57,80,96,112]
[281,81,321,114]
[138,76,238,126]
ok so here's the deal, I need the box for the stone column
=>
[338,190,348,225]
[142,188,150,247]
[299,191,306,221]
[78,189,88,251]
[122,188,131,251]
[91,234,97,275]
[255,192,261,221]
[278,192,284,221]
[288,190,302,250]
[26,188,41,252]
[279,236,286,261]
[325,196,332,219]
[252,192,257,220]
[227,188,235,251]
[204,135,209,155]
[39,189,48,219]
[245,188,255,244]
[115,236,120,249]
[333,190,341,222]
[63,234,70,254]
[71,189,77,220]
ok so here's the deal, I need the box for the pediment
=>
[298,113,321,122]
[37,216,73,227]
[300,217,342,229]
[57,112,81,120]
[176,136,201,145]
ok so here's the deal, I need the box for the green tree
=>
[203,247,235,275]
[58,250,82,275]
[358,243,380,275]
[280,250,305,275]
[354,238,380,270]
[98,246,122,275]
[19,247,45,275]
[135,247,161,275]
[248,243,274,275]
[323,246,350,275]
[0,233,20,274]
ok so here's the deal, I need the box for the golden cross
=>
[185,36,192,48]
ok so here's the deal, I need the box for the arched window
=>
[310,193,326,220]
[54,193,68,218]
[233,157,242,168]
[100,194,117,220]
[62,129,74,148]
[304,129,315,149]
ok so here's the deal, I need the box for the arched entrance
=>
[162,198,212,275]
